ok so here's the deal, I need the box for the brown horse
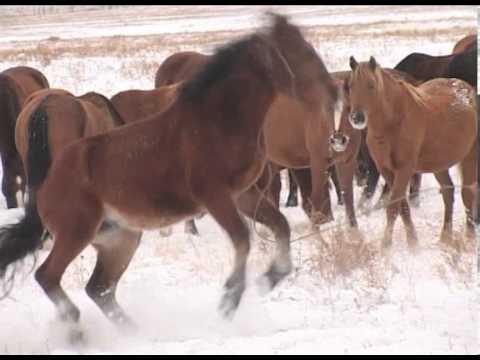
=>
[156,44,340,228]
[111,83,203,235]
[0,14,331,340]
[15,88,125,194]
[0,66,49,208]
[347,56,477,248]
[452,34,476,54]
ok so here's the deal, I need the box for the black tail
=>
[0,101,51,296]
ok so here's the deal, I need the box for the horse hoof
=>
[257,259,292,296]
[218,281,245,320]
[68,327,86,347]
[159,227,173,237]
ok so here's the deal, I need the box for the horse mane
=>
[381,67,430,108]
[178,34,261,102]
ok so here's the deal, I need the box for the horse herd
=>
[0,13,477,342]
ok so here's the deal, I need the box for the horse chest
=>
[367,135,395,169]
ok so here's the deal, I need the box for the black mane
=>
[179,34,261,102]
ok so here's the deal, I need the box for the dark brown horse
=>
[16,88,125,194]
[394,43,477,88]
[111,83,203,235]
[347,56,477,248]
[156,42,340,228]
[0,14,331,340]
[0,66,49,208]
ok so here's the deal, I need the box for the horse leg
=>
[358,141,380,208]
[184,219,199,236]
[433,170,454,244]
[200,189,250,319]
[1,154,19,208]
[310,155,333,226]
[379,169,396,248]
[237,186,292,291]
[390,168,418,248]
[335,160,357,228]
[459,144,478,239]
[290,168,312,216]
[408,173,422,208]
[286,169,298,207]
[35,231,95,344]
[329,165,343,205]
[87,224,141,330]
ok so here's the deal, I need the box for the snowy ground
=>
[0,5,478,355]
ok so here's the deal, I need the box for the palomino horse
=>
[452,34,476,54]
[0,14,333,340]
[156,43,340,228]
[0,66,49,208]
[15,88,125,194]
[347,56,477,248]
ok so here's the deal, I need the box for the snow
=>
[0,5,478,355]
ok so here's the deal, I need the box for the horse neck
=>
[367,71,413,131]
[200,74,276,138]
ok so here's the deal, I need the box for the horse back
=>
[2,66,49,105]
[155,51,210,88]
[111,84,180,124]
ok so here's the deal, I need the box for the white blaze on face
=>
[334,96,344,132]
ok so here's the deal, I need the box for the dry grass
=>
[0,20,474,68]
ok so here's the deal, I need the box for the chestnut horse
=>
[347,56,477,248]
[15,89,125,197]
[0,66,49,208]
[358,43,477,207]
[156,41,340,228]
[0,14,333,340]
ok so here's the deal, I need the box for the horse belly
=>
[104,204,199,231]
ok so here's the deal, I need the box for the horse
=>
[357,44,477,207]
[0,66,49,208]
[157,46,340,227]
[0,14,333,341]
[394,43,476,87]
[111,83,202,235]
[15,89,125,197]
[346,56,477,248]
[452,34,476,54]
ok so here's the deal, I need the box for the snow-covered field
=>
[0,5,478,355]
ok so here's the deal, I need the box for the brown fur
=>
[16,88,125,183]
[348,57,477,248]
[0,66,49,208]
[155,26,339,227]
[452,34,476,54]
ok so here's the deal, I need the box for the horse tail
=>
[0,100,50,297]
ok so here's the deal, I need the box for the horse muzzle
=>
[349,111,367,130]
[329,132,350,152]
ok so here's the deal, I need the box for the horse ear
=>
[349,56,358,70]
[369,56,377,70]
